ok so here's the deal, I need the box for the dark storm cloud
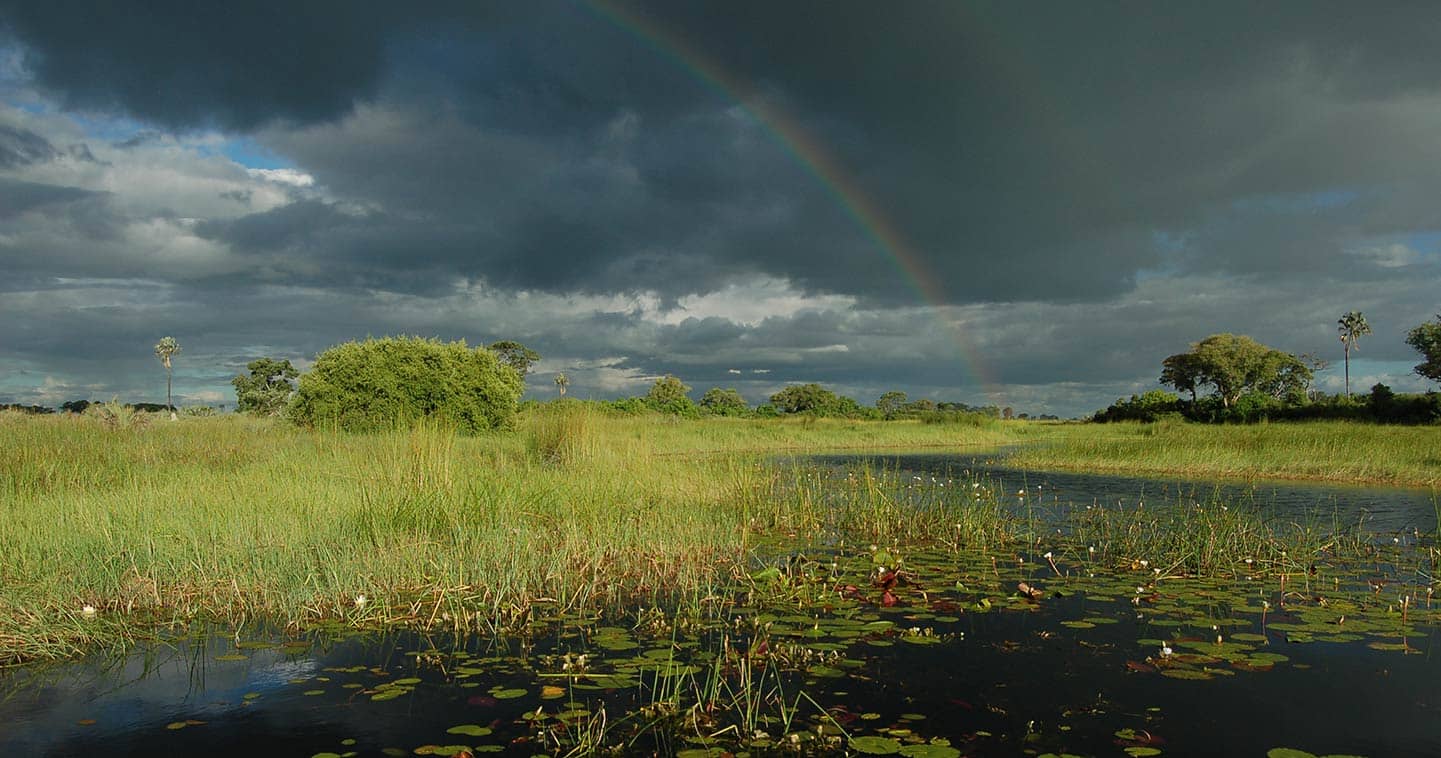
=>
[0,0,401,131]
[8,1,1441,303]
[0,123,56,167]
[0,177,99,219]
[6,2,1441,413]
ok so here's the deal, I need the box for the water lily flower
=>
[1160,645,1173,657]
[354,594,368,608]
[81,605,97,618]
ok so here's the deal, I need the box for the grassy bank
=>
[2,410,1434,666]
[0,409,1010,664]
[1004,419,1441,488]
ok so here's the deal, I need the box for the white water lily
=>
[354,594,368,608]
[81,605,97,618]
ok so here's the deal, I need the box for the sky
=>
[1,1,1439,417]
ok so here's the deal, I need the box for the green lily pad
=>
[898,745,961,758]
[851,736,903,754]
[446,724,492,737]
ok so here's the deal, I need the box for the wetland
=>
[2,412,1439,756]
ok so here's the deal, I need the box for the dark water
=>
[4,593,1439,757]
[814,452,1441,536]
[4,459,1440,757]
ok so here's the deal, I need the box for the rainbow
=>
[582,0,1003,403]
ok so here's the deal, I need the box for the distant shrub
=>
[288,336,522,433]
[1093,390,1183,423]
[605,397,651,416]
[917,409,997,427]
[699,387,749,417]
[182,405,216,417]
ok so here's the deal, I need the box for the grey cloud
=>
[0,123,56,167]
[0,176,100,219]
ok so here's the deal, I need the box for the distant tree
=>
[231,358,299,416]
[1002,406,1014,420]
[288,337,522,433]
[1406,315,1441,383]
[1160,352,1206,403]
[645,375,695,415]
[153,336,180,420]
[876,390,908,419]
[554,372,569,397]
[699,387,749,416]
[489,340,540,377]
[1160,333,1312,409]
[1337,311,1372,398]
[768,383,866,416]
[61,399,92,414]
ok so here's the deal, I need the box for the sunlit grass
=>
[1,410,1430,665]
[1004,419,1441,487]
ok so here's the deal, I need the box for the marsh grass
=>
[1007,420,1441,487]
[0,411,1426,665]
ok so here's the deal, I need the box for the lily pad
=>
[851,736,903,754]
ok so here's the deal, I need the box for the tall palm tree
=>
[554,372,569,397]
[1337,311,1371,398]
[154,336,181,420]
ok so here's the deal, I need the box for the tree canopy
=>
[288,336,522,433]
[488,340,540,377]
[769,383,865,416]
[699,387,748,416]
[1406,315,1441,383]
[232,357,299,416]
[644,375,696,415]
[1159,333,1312,408]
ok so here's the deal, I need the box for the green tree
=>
[1406,315,1441,383]
[1160,333,1312,409]
[231,357,299,416]
[699,387,749,416]
[288,336,522,433]
[489,340,540,377]
[645,375,695,415]
[554,372,569,397]
[1159,352,1205,402]
[768,383,866,416]
[876,390,908,419]
[1337,311,1372,398]
[153,336,180,420]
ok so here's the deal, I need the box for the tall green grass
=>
[0,411,1011,664]
[1,411,1425,665]
[1006,420,1441,487]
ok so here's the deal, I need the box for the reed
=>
[0,411,1420,665]
[1005,420,1441,487]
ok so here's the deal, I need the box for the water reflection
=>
[814,452,1440,535]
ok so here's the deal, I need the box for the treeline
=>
[1096,385,1441,424]
[3,401,195,415]
[1096,318,1441,424]
[558,376,1019,423]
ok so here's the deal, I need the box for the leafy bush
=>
[768,383,868,417]
[645,375,699,417]
[699,387,749,417]
[232,357,298,416]
[288,337,522,433]
[1093,390,1183,423]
